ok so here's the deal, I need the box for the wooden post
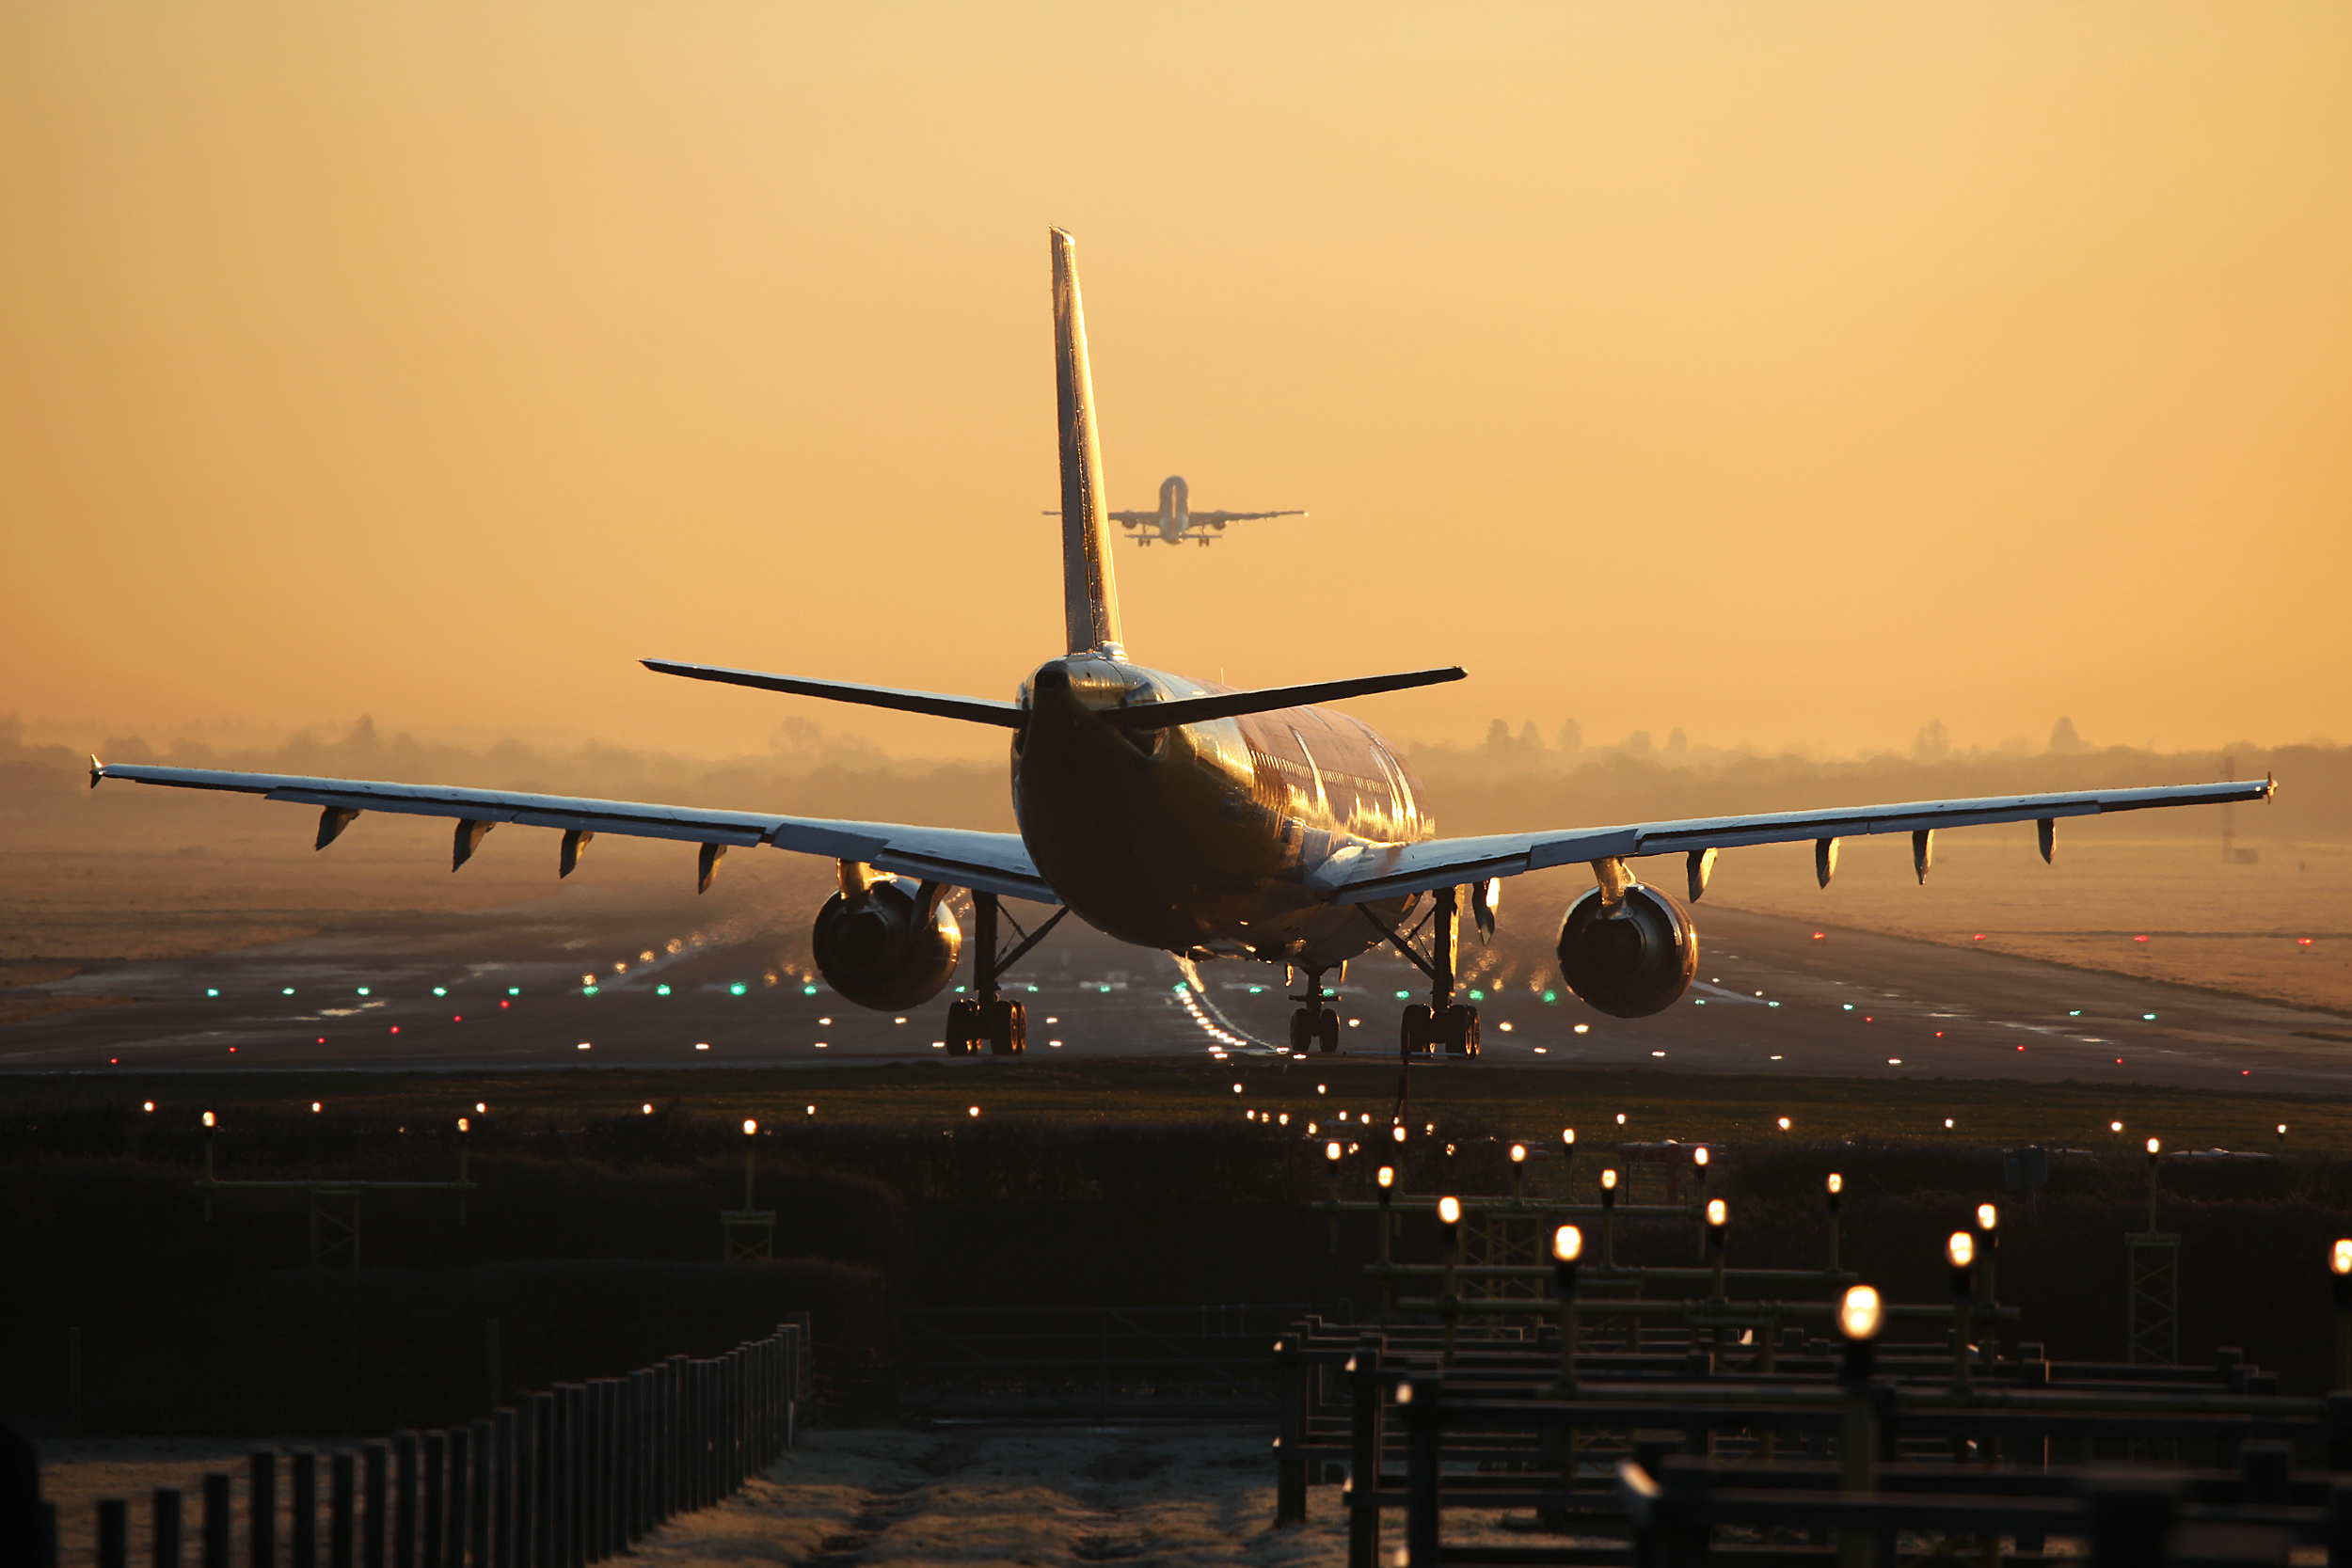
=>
[151,1487,183,1568]
[329,1454,354,1568]
[420,1433,444,1568]
[67,1329,82,1437]
[468,1421,490,1568]
[1403,1378,1439,1568]
[201,1476,231,1568]
[490,1412,514,1568]
[391,1433,417,1568]
[361,1445,387,1568]
[98,1498,128,1568]
[292,1450,316,1568]
[248,1450,277,1568]
[1274,1336,1306,1526]
[1344,1338,1384,1568]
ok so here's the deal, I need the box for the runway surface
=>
[5,884,2347,1092]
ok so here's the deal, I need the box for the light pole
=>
[2332,1239,2352,1391]
[1974,1203,1999,1363]
[1947,1230,1976,1391]
[1375,1165,1396,1321]
[1438,1196,1463,1365]
[1551,1225,1582,1394]
[1599,1168,1619,1268]
[1836,1284,1883,1568]
[1509,1142,1528,1207]
[1561,1128,1577,1200]
[1692,1148,1710,1259]
[1826,1172,1843,1273]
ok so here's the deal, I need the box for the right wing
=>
[1186,509,1306,525]
[89,762,1053,900]
[1308,777,2275,904]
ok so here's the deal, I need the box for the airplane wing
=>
[1305,778,2275,904]
[1050,509,1157,527]
[1187,510,1306,525]
[88,762,1054,901]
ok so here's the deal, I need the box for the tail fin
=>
[1051,229,1126,656]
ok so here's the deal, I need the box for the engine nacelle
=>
[811,879,962,1010]
[1555,883,1699,1019]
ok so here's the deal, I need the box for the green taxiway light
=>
[1543,990,1557,1004]
[281,987,294,996]
[583,985,599,997]
[1468,989,1484,1002]
[656,984,671,996]
[730,983,748,996]
[433,987,447,997]
[1394,990,1410,1000]
[357,987,371,997]
[205,988,219,998]
[803,985,818,995]
[506,987,520,996]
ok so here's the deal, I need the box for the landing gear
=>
[944,892,1065,1057]
[1362,884,1481,1060]
[1289,966,1342,1053]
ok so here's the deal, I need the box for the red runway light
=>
[1973,934,1985,941]
[2115,1057,2123,1064]
[501,1000,510,1008]
[2017,1045,2024,1051]
[317,1037,325,1043]
[453,1016,461,1022]
[1812,932,1824,941]
[390,1026,400,1034]
[2134,935,2148,943]
[2299,938,2313,946]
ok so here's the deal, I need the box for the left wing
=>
[1187,509,1306,525]
[89,762,1052,900]
[1307,777,2275,904]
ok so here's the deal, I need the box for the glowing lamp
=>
[310,1102,322,1114]
[1392,1125,1406,1143]
[1438,1196,1462,1226]
[1838,1285,1883,1342]
[457,1117,469,1133]
[1326,1142,1343,1163]
[1706,1198,1726,1227]
[2334,1239,2352,1276]
[2146,1136,2161,1158]
[1510,1144,1527,1164]
[1947,1231,1974,1270]
[742,1119,757,1136]
[2110,1120,2123,1133]
[642,1103,653,1115]
[202,1112,215,1129]
[1777,1117,1790,1131]
[1977,1203,1997,1233]
[1377,1165,1394,1188]
[1552,1225,1582,1263]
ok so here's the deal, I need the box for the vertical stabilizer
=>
[1051,229,1125,656]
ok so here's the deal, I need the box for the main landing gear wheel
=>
[1439,1003,1480,1057]
[1289,1006,1343,1053]
[946,997,1026,1054]
[1401,1003,1436,1055]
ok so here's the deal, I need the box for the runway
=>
[5,882,2346,1093]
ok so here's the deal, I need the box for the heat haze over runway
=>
[6,895,2344,1096]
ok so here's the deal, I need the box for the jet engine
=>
[811,874,962,1010]
[1554,883,1699,1019]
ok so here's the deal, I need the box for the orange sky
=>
[4,3,2346,765]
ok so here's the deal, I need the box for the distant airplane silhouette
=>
[1044,475,1304,546]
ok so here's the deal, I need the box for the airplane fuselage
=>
[1012,654,1425,965]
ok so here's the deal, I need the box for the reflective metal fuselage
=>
[1012,654,1425,965]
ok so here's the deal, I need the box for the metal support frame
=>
[2127,1233,2181,1367]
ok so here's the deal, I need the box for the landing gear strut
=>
[1361,885,1481,1060]
[945,893,1067,1056]
[1288,966,1341,1053]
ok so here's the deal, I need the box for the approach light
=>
[1601,1168,1618,1190]
[475,1102,486,1114]
[142,1102,153,1113]
[1438,1196,1462,1226]
[2334,1239,2352,1277]
[457,1117,469,1133]
[1615,1113,1626,1126]
[1232,1084,1243,1095]
[1510,1143,1527,1164]
[968,1106,980,1118]
[1377,1165,1394,1189]
[1706,1199,1726,1227]
[1278,1113,1289,1127]
[1947,1230,1975,1270]
[1777,1117,1791,1131]
[1563,1128,1575,1147]
[1944,1117,1954,1130]
[1977,1204,1997,1233]
[1326,1142,1343,1163]
[643,1104,653,1115]
[1552,1225,1582,1263]
[2111,1120,2123,1133]
[742,1119,757,1136]
[310,1102,322,1114]
[1838,1285,1883,1342]
[1693,1147,1708,1168]
[1392,1125,1406,1144]
[202,1112,215,1129]
[2146,1136,2161,1158]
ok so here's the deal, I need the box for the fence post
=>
[248,1450,276,1568]
[1404,1377,1440,1568]
[420,1433,444,1568]
[1346,1336,1385,1568]
[447,1428,470,1568]
[329,1454,354,1568]
[490,1412,513,1568]
[660,1361,679,1522]
[530,1393,555,1568]
[361,1445,386,1568]
[485,1323,501,1417]
[1275,1335,1306,1526]
[202,1476,231,1568]
[68,1329,83,1437]
[152,1487,183,1568]
[624,1375,644,1545]
[293,1450,316,1568]
[580,1384,602,1566]
[99,1498,128,1568]
[391,1434,417,1568]
[469,1421,490,1568]
[564,1385,586,1568]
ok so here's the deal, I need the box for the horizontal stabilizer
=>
[1108,667,1466,730]
[643,659,1024,728]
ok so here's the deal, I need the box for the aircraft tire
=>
[1316,1007,1341,1053]
[946,998,985,1055]
[1441,1004,1480,1058]
[986,998,1025,1055]
[1289,1007,1316,1053]
[1400,1003,1435,1055]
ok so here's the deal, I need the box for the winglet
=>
[88,754,103,789]
[1051,229,1125,657]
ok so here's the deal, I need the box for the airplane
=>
[90,229,2275,1060]
[1043,475,1305,546]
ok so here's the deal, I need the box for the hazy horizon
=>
[5,3,2346,764]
